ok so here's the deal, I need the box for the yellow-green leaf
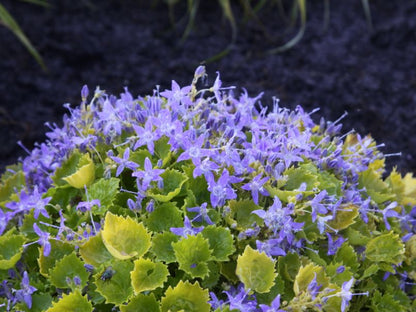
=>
[46,290,92,312]
[131,258,169,294]
[0,230,25,270]
[161,280,210,312]
[62,153,95,189]
[236,245,277,293]
[101,212,151,260]
[79,233,113,267]
[366,232,405,265]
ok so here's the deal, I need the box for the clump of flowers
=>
[0,67,415,311]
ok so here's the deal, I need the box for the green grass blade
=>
[323,0,330,32]
[0,3,47,71]
[19,0,50,7]
[361,0,373,31]
[181,0,199,43]
[268,0,306,54]
[218,0,237,44]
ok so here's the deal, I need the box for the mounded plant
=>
[0,67,415,311]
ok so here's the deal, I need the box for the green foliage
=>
[87,177,119,215]
[94,261,134,305]
[201,225,235,261]
[130,258,169,294]
[160,280,210,312]
[144,202,183,232]
[148,169,188,202]
[172,234,212,278]
[366,232,405,265]
[49,252,89,289]
[120,293,160,312]
[101,212,151,260]
[236,245,277,293]
[0,230,25,269]
[46,290,92,312]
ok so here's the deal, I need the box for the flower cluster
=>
[0,67,415,311]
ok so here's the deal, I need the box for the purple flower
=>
[193,157,219,182]
[0,210,12,235]
[259,294,285,312]
[132,119,161,154]
[170,216,204,238]
[5,187,51,219]
[110,148,139,177]
[339,279,354,312]
[224,284,257,312]
[187,203,214,225]
[382,202,399,230]
[29,223,51,257]
[241,173,269,205]
[160,80,192,106]
[256,239,286,257]
[76,199,101,213]
[132,157,164,191]
[97,99,123,136]
[206,169,241,208]
[327,233,346,255]
[177,134,213,166]
[310,190,329,222]
[13,271,37,309]
[308,273,322,300]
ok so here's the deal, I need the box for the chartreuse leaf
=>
[79,233,113,267]
[38,239,74,277]
[0,230,25,269]
[366,232,405,265]
[131,258,169,294]
[87,177,120,215]
[201,225,235,261]
[120,293,160,312]
[148,169,188,202]
[94,260,134,305]
[278,252,300,282]
[371,290,403,311]
[46,290,92,312]
[358,167,394,204]
[283,163,319,191]
[361,264,379,279]
[144,202,183,232]
[52,150,82,186]
[182,165,210,205]
[154,136,172,166]
[326,262,353,286]
[62,153,95,189]
[236,245,277,293]
[405,234,416,266]
[402,173,416,204]
[227,200,264,230]
[101,212,151,260]
[50,252,89,289]
[151,231,179,263]
[327,204,359,232]
[293,263,329,296]
[172,233,212,278]
[201,262,220,288]
[0,169,25,206]
[161,280,210,312]
[335,243,359,272]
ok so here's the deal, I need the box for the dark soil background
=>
[1,0,416,175]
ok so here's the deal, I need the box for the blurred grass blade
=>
[323,0,330,32]
[218,0,237,44]
[181,0,199,43]
[204,0,237,63]
[268,0,306,54]
[19,0,50,7]
[253,0,269,14]
[0,3,47,71]
[361,0,373,31]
